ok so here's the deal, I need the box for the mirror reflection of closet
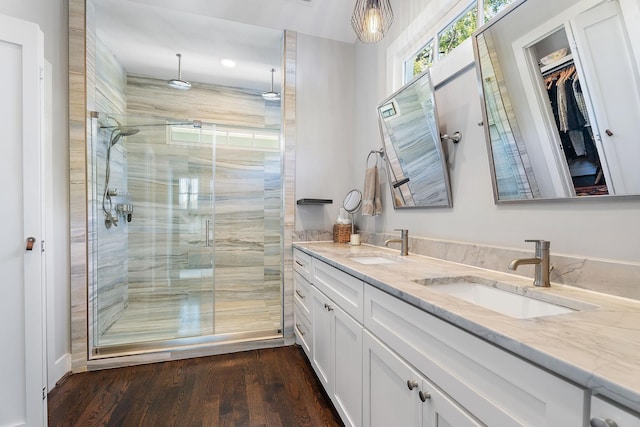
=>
[534,29,607,196]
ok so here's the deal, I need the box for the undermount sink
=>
[346,252,406,265]
[413,275,592,319]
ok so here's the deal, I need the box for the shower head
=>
[168,53,191,90]
[119,127,140,137]
[110,126,140,146]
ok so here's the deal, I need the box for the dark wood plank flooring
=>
[48,346,343,427]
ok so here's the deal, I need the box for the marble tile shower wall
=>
[91,35,284,340]
[71,0,297,369]
[93,37,129,337]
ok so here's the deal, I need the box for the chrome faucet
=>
[508,239,551,287]
[385,229,409,256]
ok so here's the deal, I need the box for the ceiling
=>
[95,0,357,92]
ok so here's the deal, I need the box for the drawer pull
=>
[295,323,305,336]
[295,260,304,267]
[295,289,305,299]
[407,380,418,390]
[419,390,431,402]
[324,303,334,312]
[590,418,618,427]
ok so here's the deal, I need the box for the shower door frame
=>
[87,113,285,359]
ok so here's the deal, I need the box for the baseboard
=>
[48,353,71,392]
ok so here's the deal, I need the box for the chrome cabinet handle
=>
[295,323,305,336]
[407,380,418,390]
[590,418,618,427]
[419,390,431,402]
[295,289,305,299]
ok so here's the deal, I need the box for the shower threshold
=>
[90,328,283,360]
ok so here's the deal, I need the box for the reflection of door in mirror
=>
[571,0,640,195]
[520,0,640,197]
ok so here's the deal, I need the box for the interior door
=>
[0,13,46,427]
[571,0,640,194]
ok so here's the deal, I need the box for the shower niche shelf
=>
[296,198,333,205]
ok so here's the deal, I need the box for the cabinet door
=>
[421,377,483,427]
[333,304,363,427]
[364,331,421,427]
[294,305,312,357]
[311,285,333,393]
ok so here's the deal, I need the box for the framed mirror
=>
[473,0,640,202]
[377,70,453,208]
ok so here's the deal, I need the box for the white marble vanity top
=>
[293,241,640,412]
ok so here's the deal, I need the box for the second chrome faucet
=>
[385,229,409,256]
[508,239,551,287]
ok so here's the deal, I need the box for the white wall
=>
[351,0,640,263]
[0,0,71,387]
[295,34,356,232]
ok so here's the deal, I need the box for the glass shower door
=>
[91,115,216,352]
[89,114,283,357]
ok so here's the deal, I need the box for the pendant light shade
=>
[352,0,394,44]
[262,68,280,101]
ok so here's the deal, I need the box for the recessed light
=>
[221,58,236,68]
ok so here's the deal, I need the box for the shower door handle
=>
[205,219,211,247]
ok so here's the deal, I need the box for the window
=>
[438,3,478,59]
[404,40,435,82]
[483,0,516,23]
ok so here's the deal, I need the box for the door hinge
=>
[569,41,578,52]
[41,240,45,252]
[39,66,44,81]
[42,387,46,400]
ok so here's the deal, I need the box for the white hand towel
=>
[362,166,382,216]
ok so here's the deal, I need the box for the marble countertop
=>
[293,241,640,412]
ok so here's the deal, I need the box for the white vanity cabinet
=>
[364,330,482,427]
[590,395,640,426]
[364,285,588,426]
[293,250,364,427]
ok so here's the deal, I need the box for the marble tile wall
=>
[92,37,129,341]
[69,0,297,369]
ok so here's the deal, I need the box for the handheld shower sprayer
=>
[102,118,140,229]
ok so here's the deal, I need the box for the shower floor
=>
[98,289,281,348]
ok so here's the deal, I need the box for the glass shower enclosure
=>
[88,113,283,356]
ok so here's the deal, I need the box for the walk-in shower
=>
[89,112,283,356]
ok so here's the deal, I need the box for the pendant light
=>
[262,68,280,101]
[168,53,191,90]
[351,0,394,44]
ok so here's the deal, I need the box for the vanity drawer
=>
[364,285,587,426]
[293,249,313,282]
[294,304,312,358]
[294,270,312,317]
[590,395,640,426]
[312,258,364,322]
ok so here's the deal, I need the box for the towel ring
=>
[366,148,384,168]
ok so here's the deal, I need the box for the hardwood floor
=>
[48,346,343,427]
